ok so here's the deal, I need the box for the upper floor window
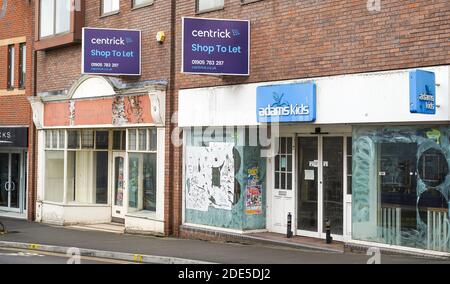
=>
[102,0,120,15]
[40,0,71,38]
[7,45,14,90]
[133,0,153,9]
[196,0,224,13]
[19,43,26,89]
[36,0,84,51]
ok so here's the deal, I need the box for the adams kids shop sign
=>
[82,27,141,76]
[182,17,250,76]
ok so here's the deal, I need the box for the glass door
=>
[0,152,22,212]
[0,153,9,208]
[322,137,344,236]
[297,137,319,235]
[296,136,345,239]
[112,152,126,220]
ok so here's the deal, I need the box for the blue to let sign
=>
[410,70,436,115]
[257,83,317,123]
[182,17,250,76]
[82,27,141,76]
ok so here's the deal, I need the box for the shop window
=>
[196,0,224,13]
[45,130,65,150]
[81,130,94,149]
[66,150,108,204]
[128,153,157,212]
[44,151,64,203]
[19,44,26,89]
[128,129,155,152]
[7,45,14,90]
[113,130,126,150]
[138,129,147,151]
[101,0,120,16]
[128,129,137,150]
[347,137,352,195]
[68,130,80,149]
[128,128,158,213]
[133,0,153,9]
[418,149,448,187]
[275,138,293,190]
[353,126,450,253]
[96,131,109,150]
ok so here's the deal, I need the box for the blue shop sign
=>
[257,83,316,123]
[410,70,436,115]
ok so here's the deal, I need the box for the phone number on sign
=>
[191,60,224,66]
[90,62,120,68]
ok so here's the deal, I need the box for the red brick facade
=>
[0,0,35,220]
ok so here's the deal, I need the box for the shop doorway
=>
[112,152,126,221]
[296,135,350,240]
[0,152,26,213]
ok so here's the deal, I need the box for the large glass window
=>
[44,151,64,203]
[40,0,71,38]
[353,126,450,252]
[44,130,109,205]
[128,129,158,213]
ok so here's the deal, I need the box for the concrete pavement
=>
[0,217,449,264]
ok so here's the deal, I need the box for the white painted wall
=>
[179,66,450,127]
[41,203,111,225]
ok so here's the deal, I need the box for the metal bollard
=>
[326,218,333,244]
[287,213,293,238]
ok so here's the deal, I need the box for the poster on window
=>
[245,185,262,215]
[185,142,235,212]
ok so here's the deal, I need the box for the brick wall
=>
[0,0,35,220]
[36,1,173,93]
[175,0,450,89]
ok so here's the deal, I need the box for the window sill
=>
[132,2,154,11]
[100,11,120,18]
[0,89,26,96]
[195,6,224,15]
[240,0,264,6]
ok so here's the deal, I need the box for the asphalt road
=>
[0,248,136,264]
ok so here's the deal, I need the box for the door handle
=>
[4,181,10,192]
[9,181,15,192]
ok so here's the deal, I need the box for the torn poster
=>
[245,185,263,215]
[185,142,235,212]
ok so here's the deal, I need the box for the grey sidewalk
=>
[0,217,448,264]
